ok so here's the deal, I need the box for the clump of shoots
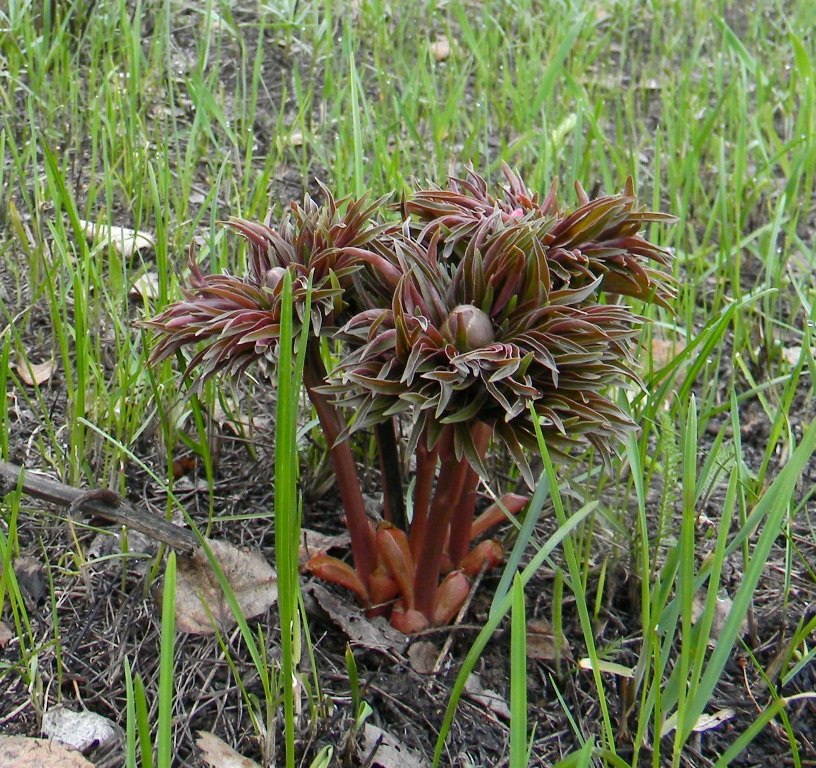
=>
[145,165,674,633]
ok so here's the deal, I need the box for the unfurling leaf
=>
[307,554,369,604]
[459,539,504,576]
[376,526,416,609]
[432,571,470,625]
[470,494,529,539]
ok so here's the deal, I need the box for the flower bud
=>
[263,266,288,292]
[441,304,494,351]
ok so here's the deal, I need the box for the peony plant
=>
[144,165,674,633]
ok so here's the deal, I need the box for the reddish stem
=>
[412,426,472,618]
[446,421,492,567]
[408,428,439,561]
[374,419,405,530]
[303,344,377,588]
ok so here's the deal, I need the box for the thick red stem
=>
[446,422,492,567]
[303,344,377,589]
[374,420,405,530]
[412,427,472,618]
[408,429,439,561]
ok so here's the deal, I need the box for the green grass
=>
[1,0,815,765]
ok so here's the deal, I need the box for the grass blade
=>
[157,551,176,768]
[510,574,528,768]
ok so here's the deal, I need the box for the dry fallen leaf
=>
[362,724,429,768]
[212,399,272,437]
[780,345,811,366]
[78,219,155,259]
[661,707,736,738]
[14,554,46,606]
[16,359,57,387]
[526,619,571,661]
[173,538,278,635]
[305,582,407,652]
[197,730,261,768]
[277,129,304,151]
[0,621,13,648]
[650,337,686,370]
[0,735,94,767]
[691,592,746,645]
[86,528,156,571]
[578,658,635,678]
[42,705,118,753]
[691,708,737,733]
[463,673,510,721]
[407,640,438,675]
[430,35,450,62]
[130,271,161,301]
[595,3,612,22]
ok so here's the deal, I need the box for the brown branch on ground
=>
[0,460,198,553]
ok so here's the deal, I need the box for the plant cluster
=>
[145,165,674,633]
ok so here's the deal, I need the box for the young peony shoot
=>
[144,165,674,633]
